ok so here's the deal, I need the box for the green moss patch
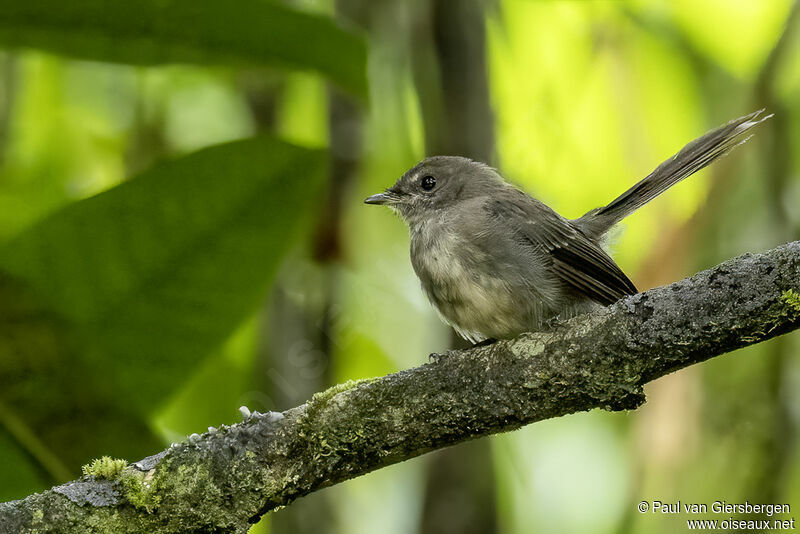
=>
[781,289,800,313]
[81,457,128,480]
[119,469,161,513]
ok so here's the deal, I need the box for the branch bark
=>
[2,241,800,534]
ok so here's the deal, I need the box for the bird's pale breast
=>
[409,219,531,342]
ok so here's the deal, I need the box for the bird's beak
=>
[364,190,400,205]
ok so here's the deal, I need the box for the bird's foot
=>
[428,351,445,363]
[428,350,459,363]
[429,338,497,363]
[544,315,566,330]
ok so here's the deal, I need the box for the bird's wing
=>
[485,194,637,306]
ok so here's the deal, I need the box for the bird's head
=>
[364,156,506,225]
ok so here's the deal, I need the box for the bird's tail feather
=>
[575,109,771,239]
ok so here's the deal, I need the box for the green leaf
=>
[0,136,327,413]
[0,428,50,501]
[0,272,163,495]
[0,0,367,97]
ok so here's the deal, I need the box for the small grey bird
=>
[365,110,770,343]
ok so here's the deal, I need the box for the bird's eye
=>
[421,175,436,191]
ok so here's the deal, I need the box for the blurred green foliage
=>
[0,1,798,534]
[1,137,325,413]
[0,0,367,97]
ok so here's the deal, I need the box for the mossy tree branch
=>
[2,241,800,534]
